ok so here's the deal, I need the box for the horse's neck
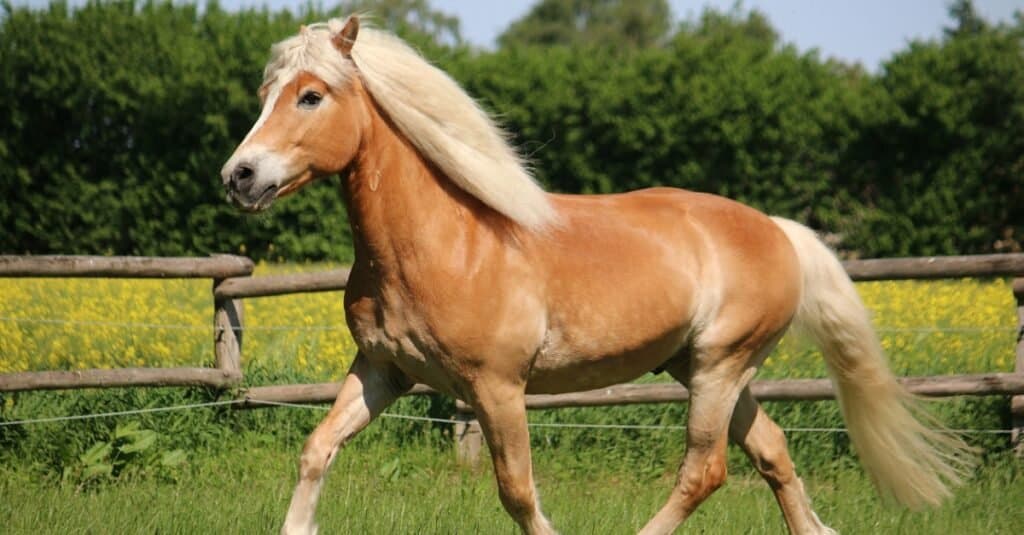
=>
[342,103,505,282]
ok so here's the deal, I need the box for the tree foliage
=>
[839,3,1024,255]
[338,0,462,46]
[1,0,1021,260]
[497,0,673,49]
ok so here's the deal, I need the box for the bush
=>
[1,1,1021,260]
[0,1,354,261]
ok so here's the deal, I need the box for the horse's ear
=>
[332,16,360,57]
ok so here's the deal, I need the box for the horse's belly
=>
[525,324,691,394]
[526,256,699,394]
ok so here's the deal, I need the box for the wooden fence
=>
[2,253,1024,462]
[0,255,251,390]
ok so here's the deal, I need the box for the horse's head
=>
[221,17,366,212]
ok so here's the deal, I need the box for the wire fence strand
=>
[0,400,242,427]
[0,398,1013,434]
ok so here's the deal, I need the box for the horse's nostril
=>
[232,165,254,186]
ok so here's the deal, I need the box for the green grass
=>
[1,440,1021,534]
[1,382,1020,534]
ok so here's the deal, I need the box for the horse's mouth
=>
[228,184,279,213]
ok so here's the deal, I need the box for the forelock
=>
[261,19,355,93]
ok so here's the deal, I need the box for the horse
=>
[220,16,974,535]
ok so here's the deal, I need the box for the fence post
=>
[1012,278,1024,455]
[213,278,244,381]
[454,399,483,467]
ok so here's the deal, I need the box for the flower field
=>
[0,267,1018,381]
[762,278,1018,379]
[0,263,358,380]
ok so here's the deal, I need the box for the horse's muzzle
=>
[224,168,278,212]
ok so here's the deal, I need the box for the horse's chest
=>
[347,295,419,358]
[344,294,459,391]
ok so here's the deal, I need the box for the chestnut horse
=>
[221,16,973,535]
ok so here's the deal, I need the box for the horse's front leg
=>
[282,352,410,535]
[469,377,556,535]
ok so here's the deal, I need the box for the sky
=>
[16,1,1024,71]
[433,0,1021,70]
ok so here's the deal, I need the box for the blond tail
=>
[771,217,976,509]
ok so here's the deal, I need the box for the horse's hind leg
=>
[638,351,757,535]
[730,388,836,535]
[281,353,410,535]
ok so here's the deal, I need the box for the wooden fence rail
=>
[0,368,240,392]
[213,267,351,299]
[236,372,1024,409]
[200,255,1024,300]
[842,254,1024,281]
[1,253,1023,461]
[0,254,253,279]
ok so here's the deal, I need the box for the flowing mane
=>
[262,18,558,231]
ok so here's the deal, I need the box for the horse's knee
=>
[704,455,728,494]
[678,453,728,501]
[298,435,334,481]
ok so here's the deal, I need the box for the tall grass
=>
[1,439,1021,534]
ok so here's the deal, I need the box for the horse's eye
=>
[298,91,323,108]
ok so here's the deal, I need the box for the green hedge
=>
[0,1,354,261]
[1,1,1021,260]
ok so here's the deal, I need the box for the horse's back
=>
[543,187,799,306]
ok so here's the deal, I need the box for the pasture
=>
[1,441,1022,534]
[0,268,1021,533]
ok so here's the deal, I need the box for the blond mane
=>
[262,17,558,231]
